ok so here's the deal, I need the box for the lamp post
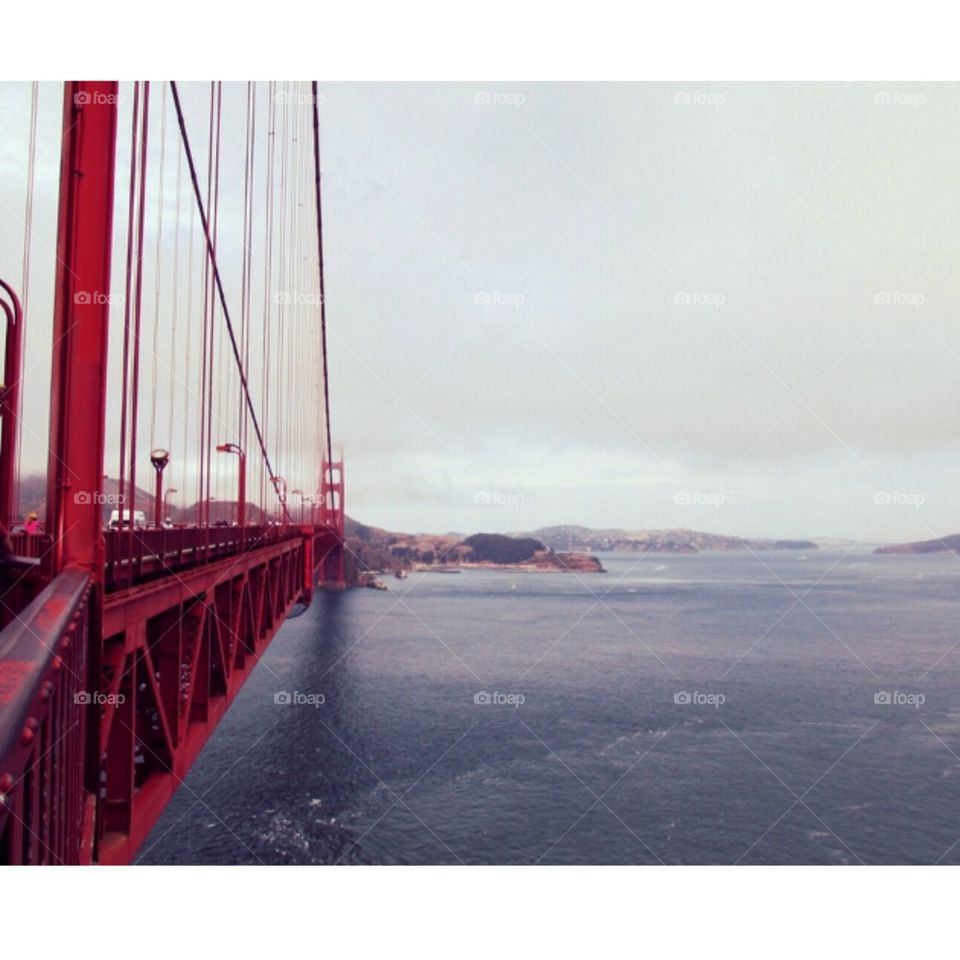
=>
[216,443,246,528]
[163,487,177,525]
[270,475,287,527]
[291,488,304,524]
[149,449,170,528]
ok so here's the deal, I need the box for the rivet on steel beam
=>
[21,719,38,746]
[40,680,55,701]
[0,772,13,792]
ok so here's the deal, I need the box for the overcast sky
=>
[2,82,959,542]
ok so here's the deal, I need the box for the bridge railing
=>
[103,524,303,591]
[0,567,92,865]
[6,524,341,594]
[8,532,53,562]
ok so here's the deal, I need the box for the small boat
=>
[394,569,409,579]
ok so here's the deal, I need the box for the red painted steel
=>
[0,569,92,864]
[96,530,334,863]
[46,81,118,577]
[0,81,347,865]
[0,527,339,863]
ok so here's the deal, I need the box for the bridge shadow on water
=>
[137,589,390,864]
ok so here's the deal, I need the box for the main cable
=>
[310,81,335,478]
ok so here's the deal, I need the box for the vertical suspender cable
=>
[117,82,142,549]
[126,81,151,585]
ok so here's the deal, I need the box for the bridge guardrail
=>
[103,524,301,590]
[0,567,92,864]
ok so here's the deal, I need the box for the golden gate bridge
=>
[0,81,344,864]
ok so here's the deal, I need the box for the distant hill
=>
[875,534,960,555]
[15,472,281,526]
[813,537,883,548]
[17,474,154,524]
[176,500,275,525]
[462,533,544,564]
[517,525,817,554]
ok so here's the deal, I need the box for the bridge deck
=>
[0,524,342,864]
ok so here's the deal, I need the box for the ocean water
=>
[138,549,960,864]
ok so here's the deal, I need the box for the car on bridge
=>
[108,509,147,530]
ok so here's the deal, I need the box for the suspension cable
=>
[310,81,335,477]
[169,80,289,519]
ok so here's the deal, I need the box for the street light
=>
[216,443,246,528]
[291,489,304,524]
[163,487,178,525]
[149,449,170,528]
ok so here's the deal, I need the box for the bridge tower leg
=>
[47,81,119,863]
[319,458,345,588]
